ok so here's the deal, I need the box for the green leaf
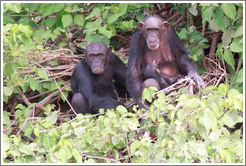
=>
[212,138,229,150]
[222,29,235,47]
[142,87,157,103]
[8,3,21,13]
[85,18,103,34]
[85,7,101,20]
[189,3,198,16]
[42,4,54,17]
[184,98,200,109]
[38,69,48,80]
[3,87,13,97]
[190,31,202,40]
[29,76,39,91]
[202,6,212,22]
[234,25,243,37]
[44,17,57,28]
[19,144,33,155]
[108,14,120,24]
[197,123,207,138]
[199,109,217,133]
[46,111,58,125]
[36,45,44,51]
[227,89,240,99]
[130,140,141,155]
[57,145,73,162]
[116,105,128,115]
[15,110,23,120]
[235,69,243,83]
[215,8,226,32]
[62,14,73,28]
[223,50,235,70]
[62,123,70,134]
[74,15,84,27]
[64,6,72,13]
[178,28,187,39]
[230,42,243,53]
[217,83,230,96]
[42,135,56,150]
[3,111,11,126]
[222,111,240,128]
[118,3,128,16]
[85,133,93,144]
[44,104,55,116]
[52,3,65,12]
[222,3,237,20]
[209,19,220,32]
[72,149,82,163]
[98,26,112,38]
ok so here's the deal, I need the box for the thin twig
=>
[83,154,119,163]
[17,117,42,135]
[53,78,77,115]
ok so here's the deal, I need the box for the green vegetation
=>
[2,3,244,163]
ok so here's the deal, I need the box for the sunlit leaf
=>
[222,3,236,20]
[62,14,73,28]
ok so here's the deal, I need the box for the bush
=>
[3,84,243,163]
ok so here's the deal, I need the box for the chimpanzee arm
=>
[178,55,205,89]
[71,60,94,98]
[168,26,205,89]
[126,31,144,102]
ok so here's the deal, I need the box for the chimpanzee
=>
[70,42,127,114]
[126,15,205,107]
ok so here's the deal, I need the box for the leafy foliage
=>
[3,85,243,163]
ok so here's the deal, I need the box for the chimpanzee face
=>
[138,16,169,50]
[85,42,112,74]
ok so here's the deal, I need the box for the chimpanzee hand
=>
[188,71,205,89]
[144,63,160,79]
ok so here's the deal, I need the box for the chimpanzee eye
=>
[147,28,159,32]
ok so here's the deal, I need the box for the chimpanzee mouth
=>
[147,42,160,50]
[92,67,104,74]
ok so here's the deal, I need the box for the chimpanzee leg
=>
[143,78,160,90]
[71,93,89,114]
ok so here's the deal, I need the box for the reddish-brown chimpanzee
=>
[71,42,127,114]
[126,15,205,108]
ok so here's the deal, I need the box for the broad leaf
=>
[38,69,48,80]
[74,15,84,26]
[62,14,73,28]
[215,8,226,32]
[230,42,243,53]
[223,50,235,70]
[222,3,237,20]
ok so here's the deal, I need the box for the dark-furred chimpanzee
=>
[71,42,127,114]
[126,15,205,108]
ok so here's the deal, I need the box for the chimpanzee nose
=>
[94,59,100,63]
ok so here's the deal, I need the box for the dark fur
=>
[71,43,127,114]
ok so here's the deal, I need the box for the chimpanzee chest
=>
[93,70,117,98]
[144,50,180,76]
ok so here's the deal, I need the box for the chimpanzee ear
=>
[138,21,145,30]
[162,21,169,30]
[81,47,87,55]
[108,46,112,54]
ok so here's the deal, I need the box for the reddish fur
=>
[144,27,179,76]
